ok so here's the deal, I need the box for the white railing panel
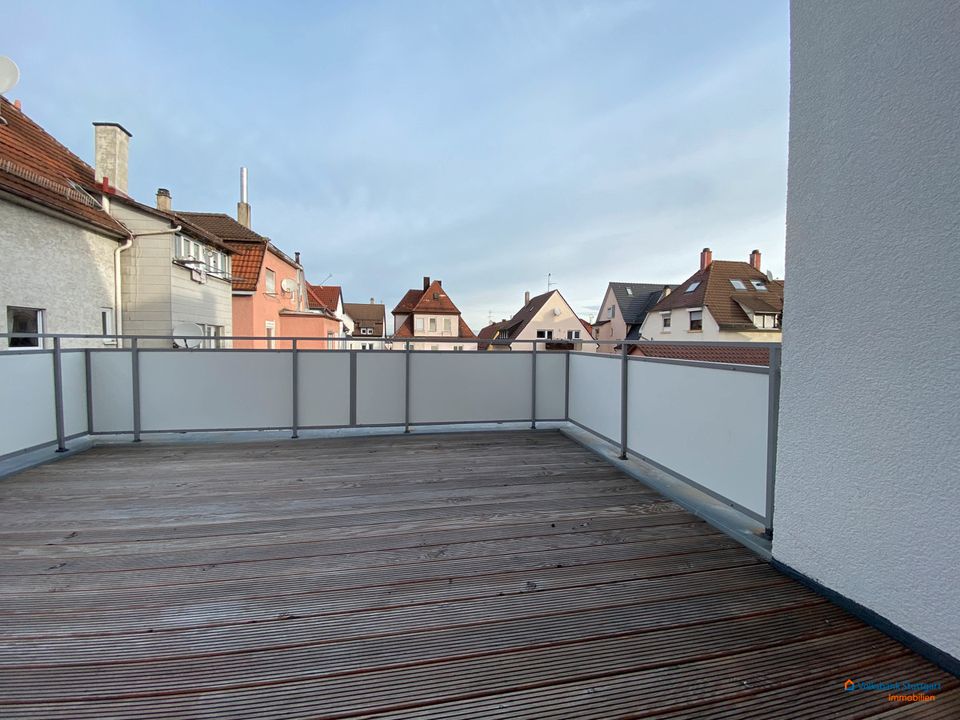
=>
[90,350,133,433]
[535,352,566,420]
[298,352,351,427]
[627,359,768,517]
[0,353,55,455]
[356,352,405,426]
[139,351,292,431]
[61,351,88,437]
[568,353,620,442]
[410,352,532,424]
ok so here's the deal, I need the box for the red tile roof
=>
[391,281,462,315]
[224,241,267,291]
[306,284,341,313]
[0,98,126,237]
[630,343,770,366]
[651,260,784,331]
[181,212,301,292]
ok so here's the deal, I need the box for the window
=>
[360,327,373,335]
[429,317,437,332]
[754,313,781,329]
[443,317,451,334]
[209,252,220,275]
[661,312,671,330]
[751,279,768,291]
[625,287,633,296]
[536,330,554,339]
[7,306,43,348]
[730,279,746,290]
[453,345,464,351]
[201,324,223,349]
[685,281,700,293]
[607,306,615,319]
[689,310,703,331]
[100,308,115,345]
[566,330,580,340]
[415,317,424,332]
[361,343,373,350]
[265,269,277,295]
[431,345,439,351]
[265,321,276,349]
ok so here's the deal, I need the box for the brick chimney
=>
[700,247,713,270]
[750,249,762,270]
[237,167,251,228]
[423,276,431,290]
[93,122,132,194]
[524,291,531,305]
[156,188,171,212]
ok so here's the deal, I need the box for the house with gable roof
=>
[592,282,674,353]
[640,248,783,342]
[477,290,597,352]
[391,276,476,351]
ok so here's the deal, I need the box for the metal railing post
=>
[349,350,357,426]
[531,341,538,429]
[404,341,411,433]
[291,338,300,439]
[52,336,67,452]
[84,348,93,434]
[131,338,141,442]
[619,342,628,459]
[764,345,782,538]
[564,350,571,421]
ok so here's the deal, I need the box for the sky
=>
[5,0,789,331]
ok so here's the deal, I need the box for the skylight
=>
[730,279,746,290]
[751,280,768,291]
[685,281,700,293]
[626,287,633,296]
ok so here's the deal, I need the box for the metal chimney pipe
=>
[240,167,248,204]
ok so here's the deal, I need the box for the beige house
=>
[89,123,235,348]
[592,282,673,353]
[391,277,477,351]
[640,248,783,343]
[478,290,597,352]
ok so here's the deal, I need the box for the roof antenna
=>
[316,273,332,287]
[0,57,21,126]
[546,273,556,292]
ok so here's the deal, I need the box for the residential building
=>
[105,185,235,348]
[306,283,348,344]
[343,300,387,350]
[592,282,673,353]
[182,180,339,349]
[391,276,477,351]
[0,97,128,348]
[640,249,783,342]
[478,290,597,352]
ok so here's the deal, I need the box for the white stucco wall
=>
[776,0,960,660]
[594,285,627,353]
[0,200,118,348]
[641,306,779,343]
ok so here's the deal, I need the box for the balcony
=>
[0,334,955,717]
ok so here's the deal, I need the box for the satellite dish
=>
[172,322,204,349]
[0,57,20,95]
[280,278,297,293]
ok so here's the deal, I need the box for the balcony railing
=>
[0,333,781,533]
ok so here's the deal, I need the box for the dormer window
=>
[751,280,768,291]
[685,281,700,293]
[730,279,746,290]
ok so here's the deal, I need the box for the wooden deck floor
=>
[0,430,955,718]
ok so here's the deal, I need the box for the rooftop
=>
[1,430,953,716]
